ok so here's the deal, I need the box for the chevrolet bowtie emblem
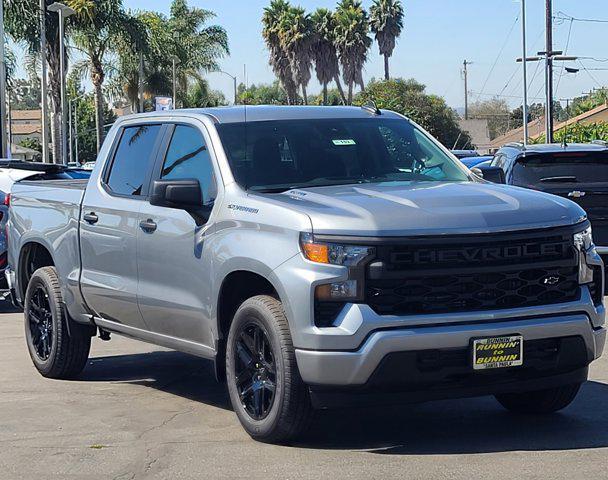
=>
[568,191,586,198]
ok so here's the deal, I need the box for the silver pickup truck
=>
[6,106,606,443]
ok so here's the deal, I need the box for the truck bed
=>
[8,179,86,306]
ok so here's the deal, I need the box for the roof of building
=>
[11,124,41,135]
[489,102,608,150]
[11,110,41,121]
[121,105,404,124]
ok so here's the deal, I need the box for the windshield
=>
[514,152,608,185]
[216,118,469,192]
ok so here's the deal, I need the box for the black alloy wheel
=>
[28,286,54,361]
[234,322,277,420]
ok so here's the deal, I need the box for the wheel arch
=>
[17,241,56,300]
[213,265,291,382]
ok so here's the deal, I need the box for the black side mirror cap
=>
[150,179,203,208]
[472,166,506,184]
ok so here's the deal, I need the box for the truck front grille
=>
[364,226,581,316]
[366,266,579,315]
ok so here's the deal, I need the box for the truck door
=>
[80,124,165,329]
[136,123,218,349]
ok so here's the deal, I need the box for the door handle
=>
[139,219,157,233]
[83,212,98,224]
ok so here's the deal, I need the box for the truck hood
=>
[270,181,587,237]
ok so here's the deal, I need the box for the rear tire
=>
[226,295,312,443]
[24,267,91,379]
[495,383,581,414]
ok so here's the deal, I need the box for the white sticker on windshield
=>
[332,139,356,146]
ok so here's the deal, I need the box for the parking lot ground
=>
[1,301,607,480]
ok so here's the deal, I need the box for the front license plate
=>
[472,335,523,370]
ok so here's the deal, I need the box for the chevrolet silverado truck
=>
[6,106,606,443]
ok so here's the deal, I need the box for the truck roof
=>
[120,105,404,124]
[500,142,608,155]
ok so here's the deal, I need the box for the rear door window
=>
[106,125,163,196]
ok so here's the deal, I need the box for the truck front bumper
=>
[296,311,605,387]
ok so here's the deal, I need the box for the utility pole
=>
[521,0,529,147]
[40,0,50,163]
[0,0,8,158]
[68,99,73,164]
[463,60,470,120]
[74,100,79,165]
[545,0,554,143]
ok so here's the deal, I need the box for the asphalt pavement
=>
[1,300,607,480]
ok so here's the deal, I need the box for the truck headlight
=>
[299,232,374,266]
[300,233,375,302]
[574,226,595,284]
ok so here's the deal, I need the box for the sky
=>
[14,0,608,110]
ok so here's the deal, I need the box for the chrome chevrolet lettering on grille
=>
[392,242,565,265]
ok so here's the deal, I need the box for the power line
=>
[555,17,574,95]
[555,11,608,24]
[578,60,605,88]
[475,14,519,102]
[470,90,546,101]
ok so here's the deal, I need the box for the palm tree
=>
[70,0,147,152]
[311,8,346,105]
[5,0,65,162]
[278,6,313,104]
[112,1,228,112]
[369,0,404,80]
[334,0,372,105]
[262,0,298,104]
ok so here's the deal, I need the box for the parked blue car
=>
[459,155,494,168]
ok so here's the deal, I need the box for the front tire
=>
[495,383,581,414]
[226,295,312,443]
[24,267,91,379]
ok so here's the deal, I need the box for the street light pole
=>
[138,51,145,113]
[40,0,50,163]
[172,57,177,109]
[215,71,238,105]
[48,2,76,165]
[0,0,9,158]
[521,0,529,147]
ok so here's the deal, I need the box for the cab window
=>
[107,125,163,196]
[161,125,217,205]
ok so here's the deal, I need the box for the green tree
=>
[311,88,344,106]
[237,81,291,105]
[67,75,117,163]
[356,78,472,148]
[111,1,228,112]
[468,98,511,140]
[311,8,346,105]
[8,78,41,110]
[334,0,372,104]
[262,0,299,104]
[278,6,314,104]
[182,79,226,108]
[369,0,404,80]
[70,0,147,153]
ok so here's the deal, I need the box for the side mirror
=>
[472,166,506,184]
[150,179,202,208]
